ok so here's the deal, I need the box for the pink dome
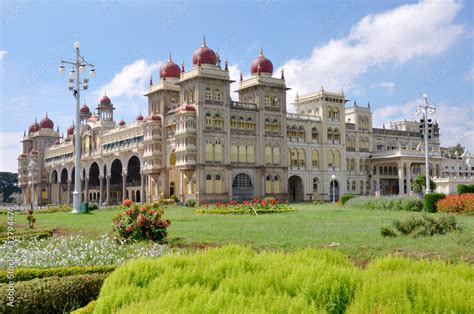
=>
[39,114,54,129]
[67,124,75,136]
[160,54,181,79]
[177,104,196,113]
[192,37,217,66]
[118,119,126,126]
[80,104,90,114]
[146,114,161,121]
[250,49,273,75]
[136,113,144,121]
[100,95,111,105]
[28,120,40,133]
[30,150,39,155]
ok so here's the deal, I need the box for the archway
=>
[232,173,253,201]
[288,175,304,202]
[330,180,339,202]
[60,168,68,204]
[50,170,58,204]
[110,159,123,204]
[126,156,141,202]
[89,162,100,203]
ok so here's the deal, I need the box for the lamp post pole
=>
[58,42,96,213]
[416,94,436,195]
[331,174,336,204]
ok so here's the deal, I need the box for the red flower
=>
[125,225,133,232]
[123,199,133,207]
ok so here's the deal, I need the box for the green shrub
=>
[347,258,474,313]
[424,193,445,212]
[71,300,97,314]
[457,184,474,195]
[185,199,196,207]
[89,203,99,211]
[170,194,179,203]
[340,194,355,205]
[0,265,115,283]
[384,213,461,237]
[345,196,423,211]
[0,229,53,242]
[95,246,361,313]
[0,273,107,314]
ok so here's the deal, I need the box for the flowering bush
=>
[196,198,295,215]
[0,234,167,268]
[436,193,474,214]
[113,201,171,242]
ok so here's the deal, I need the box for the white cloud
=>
[0,50,6,59]
[0,131,23,172]
[279,0,463,103]
[370,81,395,95]
[373,101,474,152]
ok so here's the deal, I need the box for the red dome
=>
[28,120,40,133]
[118,119,126,126]
[160,54,181,79]
[136,113,144,121]
[67,124,75,136]
[80,104,90,114]
[100,95,111,105]
[146,114,161,121]
[19,153,27,158]
[177,104,196,113]
[30,150,39,155]
[39,114,54,129]
[250,49,273,75]
[192,38,217,66]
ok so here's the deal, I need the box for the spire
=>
[202,35,206,47]
[149,74,153,86]
[224,59,228,71]
[23,130,26,136]
[45,112,48,118]
[367,101,371,109]
[239,71,243,81]
[56,126,59,132]
[169,51,172,62]
[280,68,285,80]
[260,46,264,56]
[181,62,185,72]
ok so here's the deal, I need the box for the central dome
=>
[192,37,217,66]
[160,53,181,79]
[100,95,111,106]
[39,114,54,129]
[250,49,273,75]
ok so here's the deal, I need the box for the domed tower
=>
[80,102,92,125]
[96,94,115,122]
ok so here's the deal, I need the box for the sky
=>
[0,0,473,172]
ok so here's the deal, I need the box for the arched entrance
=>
[89,162,100,203]
[330,180,339,202]
[126,156,141,202]
[110,159,123,204]
[232,173,253,201]
[288,175,304,202]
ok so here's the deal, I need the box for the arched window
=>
[298,148,306,167]
[205,112,212,127]
[239,144,246,163]
[328,149,334,168]
[312,127,319,141]
[264,96,271,107]
[214,89,221,101]
[265,145,272,164]
[290,148,298,166]
[247,145,255,163]
[205,140,213,161]
[272,97,280,108]
[328,107,333,119]
[213,113,223,128]
[333,107,339,120]
[327,128,333,142]
[205,87,212,100]
[205,175,213,193]
[333,128,340,143]
[273,146,280,164]
[312,150,319,168]
[334,150,341,168]
[274,176,280,193]
[215,141,223,162]
[313,177,318,193]
[360,180,364,194]
[215,175,222,193]
[265,175,272,193]
[231,143,238,162]
[352,180,356,191]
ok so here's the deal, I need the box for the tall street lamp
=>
[28,159,38,211]
[58,41,96,213]
[331,174,336,204]
[415,94,436,195]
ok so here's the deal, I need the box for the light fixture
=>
[74,41,80,49]
[58,64,65,75]
[69,68,76,80]
[89,67,96,78]
[79,63,86,72]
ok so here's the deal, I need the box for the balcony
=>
[230,101,257,111]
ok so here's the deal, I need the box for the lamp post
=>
[331,174,336,204]
[58,41,96,213]
[28,159,38,211]
[415,94,436,195]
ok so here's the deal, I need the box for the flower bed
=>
[196,198,296,215]
[436,193,474,214]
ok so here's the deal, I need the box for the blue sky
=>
[1,0,473,172]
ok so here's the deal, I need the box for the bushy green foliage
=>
[0,265,115,283]
[0,273,107,314]
[170,194,179,202]
[71,300,97,314]
[457,184,474,195]
[94,246,474,313]
[95,246,361,313]
[0,229,53,242]
[185,199,196,207]
[0,205,72,215]
[424,193,445,212]
[345,196,423,211]
[347,258,474,313]
[412,174,437,193]
[381,214,461,237]
[340,194,356,205]
[197,198,295,215]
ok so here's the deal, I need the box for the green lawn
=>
[2,203,473,263]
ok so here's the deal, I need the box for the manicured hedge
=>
[195,207,296,215]
[340,194,356,205]
[94,246,474,313]
[424,193,445,212]
[0,265,116,283]
[345,196,423,211]
[71,300,97,314]
[0,229,53,242]
[0,273,108,314]
[457,184,474,195]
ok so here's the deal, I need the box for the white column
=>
[398,162,404,195]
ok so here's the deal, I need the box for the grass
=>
[93,246,474,314]
[1,203,473,263]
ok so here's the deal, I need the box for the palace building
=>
[17,39,474,206]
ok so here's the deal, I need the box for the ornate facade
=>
[17,39,474,205]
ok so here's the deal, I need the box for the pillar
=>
[140,173,145,204]
[99,176,104,205]
[122,173,127,201]
[406,162,412,195]
[67,180,71,204]
[57,180,62,205]
[106,176,111,206]
[47,182,52,204]
[85,177,89,202]
[398,162,404,195]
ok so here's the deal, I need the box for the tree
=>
[448,144,465,156]
[0,172,20,202]
[412,174,437,194]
